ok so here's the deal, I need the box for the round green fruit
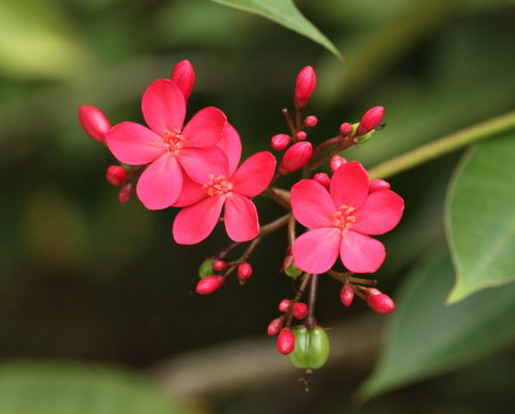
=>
[284,263,303,278]
[288,326,330,370]
[198,259,214,279]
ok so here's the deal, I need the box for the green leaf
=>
[359,250,515,399]
[446,132,515,303]
[207,0,342,60]
[0,361,189,414]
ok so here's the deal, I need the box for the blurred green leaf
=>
[207,0,342,60]
[0,361,188,414]
[446,132,515,303]
[359,250,515,399]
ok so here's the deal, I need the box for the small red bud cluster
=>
[337,277,395,315]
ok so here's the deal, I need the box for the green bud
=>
[284,263,303,278]
[288,326,330,370]
[198,259,214,279]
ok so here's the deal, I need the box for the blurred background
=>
[1,0,515,413]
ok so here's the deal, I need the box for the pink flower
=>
[291,161,404,274]
[106,79,228,210]
[172,126,276,244]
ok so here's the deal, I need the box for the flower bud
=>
[313,172,330,188]
[330,155,347,172]
[271,134,291,151]
[213,259,227,272]
[279,141,313,174]
[293,302,309,320]
[357,106,384,136]
[369,179,391,192]
[304,115,318,128]
[267,318,283,336]
[171,60,195,101]
[78,105,111,143]
[106,165,128,186]
[294,66,316,110]
[295,131,307,141]
[339,122,352,137]
[118,183,132,203]
[340,283,354,307]
[366,290,395,314]
[196,275,224,295]
[277,328,295,355]
[278,299,291,313]
[237,263,252,280]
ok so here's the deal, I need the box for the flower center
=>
[163,129,185,151]
[203,174,232,197]
[333,205,356,230]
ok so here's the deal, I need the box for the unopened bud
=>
[369,179,391,192]
[278,299,291,313]
[171,60,195,100]
[295,131,307,141]
[267,318,283,336]
[106,165,128,186]
[304,115,318,128]
[339,122,352,137]
[271,134,291,151]
[277,328,295,355]
[294,66,316,110]
[293,302,309,319]
[196,275,224,295]
[78,105,111,143]
[340,283,354,307]
[279,141,313,174]
[237,263,252,280]
[118,183,132,203]
[357,106,384,136]
[313,172,330,187]
[330,155,347,172]
[213,259,227,272]
[366,289,395,314]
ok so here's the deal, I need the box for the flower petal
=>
[172,173,206,207]
[352,190,405,235]
[330,161,369,209]
[182,107,227,148]
[136,153,182,210]
[178,146,228,184]
[142,79,186,134]
[172,196,224,245]
[217,124,242,176]
[292,228,341,274]
[291,179,335,229]
[231,151,276,197]
[224,194,259,242]
[340,231,385,273]
[106,122,164,165]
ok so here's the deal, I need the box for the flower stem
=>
[305,274,318,328]
[369,109,515,179]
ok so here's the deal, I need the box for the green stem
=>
[369,110,515,179]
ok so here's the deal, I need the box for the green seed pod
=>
[198,259,214,279]
[284,263,303,278]
[288,326,330,370]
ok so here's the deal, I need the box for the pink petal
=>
[292,228,341,274]
[142,79,186,134]
[291,180,335,229]
[330,161,370,209]
[106,122,164,165]
[352,190,405,235]
[224,194,259,242]
[172,196,224,245]
[217,124,242,176]
[136,153,182,210]
[182,107,227,148]
[231,151,276,197]
[340,231,385,273]
[178,146,228,184]
[172,173,206,207]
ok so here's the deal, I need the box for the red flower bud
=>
[313,172,330,187]
[366,290,395,314]
[295,131,307,141]
[271,134,291,151]
[106,165,128,186]
[171,60,195,101]
[357,106,384,136]
[339,122,352,137]
[78,105,111,143]
[118,183,132,203]
[294,66,316,110]
[237,263,253,280]
[340,283,354,307]
[330,155,347,172]
[196,275,224,295]
[278,299,291,313]
[293,302,309,319]
[279,141,313,174]
[267,318,283,336]
[213,259,227,272]
[369,179,391,192]
[304,115,318,128]
[277,328,295,355]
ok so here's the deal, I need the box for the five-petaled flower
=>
[291,161,404,274]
